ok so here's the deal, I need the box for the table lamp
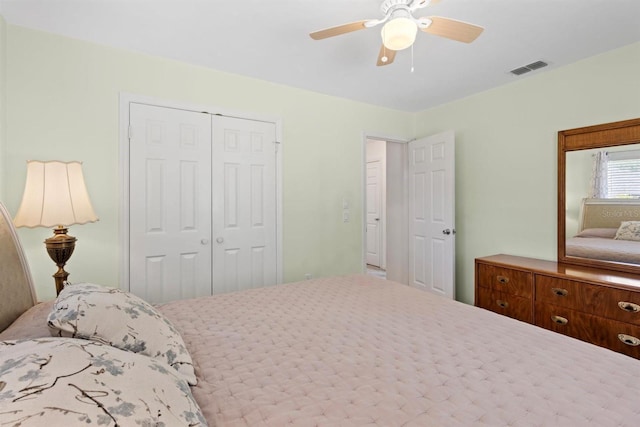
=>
[14,160,98,295]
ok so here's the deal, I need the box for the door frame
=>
[119,92,284,292]
[361,132,410,282]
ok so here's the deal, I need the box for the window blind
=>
[607,151,640,198]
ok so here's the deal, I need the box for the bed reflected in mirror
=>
[565,144,640,265]
[558,118,640,273]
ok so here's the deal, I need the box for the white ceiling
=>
[2,0,640,112]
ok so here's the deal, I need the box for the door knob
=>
[201,239,210,245]
[216,237,224,244]
[375,218,380,221]
[443,229,451,235]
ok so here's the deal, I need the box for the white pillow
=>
[47,283,196,385]
[0,338,207,426]
[614,221,640,241]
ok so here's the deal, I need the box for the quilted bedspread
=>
[159,275,640,426]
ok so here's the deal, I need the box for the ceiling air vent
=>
[510,60,548,76]
[510,66,530,76]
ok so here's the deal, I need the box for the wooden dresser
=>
[475,254,640,359]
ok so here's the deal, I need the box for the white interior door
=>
[408,130,455,298]
[212,115,278,293]
[129,103,212,303]
[366,160,382,267]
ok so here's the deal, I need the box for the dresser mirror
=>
[558,118,640,274]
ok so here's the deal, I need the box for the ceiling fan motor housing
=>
[381,0,414,14]
[380,0,432,29]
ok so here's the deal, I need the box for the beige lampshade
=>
[14,160,98,228]
[381,17,418,51]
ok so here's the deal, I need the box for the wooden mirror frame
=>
[558,117,640,274]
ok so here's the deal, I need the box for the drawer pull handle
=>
[551,315,568,325]
[496,300,509,309]
[496,275,510,284]
[618,301,640,313]
[618,334,640,347]
[551,287,568,297]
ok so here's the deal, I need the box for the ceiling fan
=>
[309,0,484,66]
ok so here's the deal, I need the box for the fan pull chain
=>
[410,44,415,73]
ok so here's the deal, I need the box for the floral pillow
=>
[0,338,207,426]
[614,221,640,241]
[47,283,196,385]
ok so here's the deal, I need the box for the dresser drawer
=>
[536,275,640,326]
[477,287,532,323]
[476,263,533,298]
[535,276,582,308]
[535,303,640,359]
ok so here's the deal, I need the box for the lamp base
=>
[45,226,77,295]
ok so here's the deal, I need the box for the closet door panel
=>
[129,103,212,303]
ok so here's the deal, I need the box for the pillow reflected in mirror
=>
[614,221,640,241]
[575,228,618,239]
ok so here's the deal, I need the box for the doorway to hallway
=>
[362,131,456,299]
[364,138,407,282]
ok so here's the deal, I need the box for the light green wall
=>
[0,15,6,200]
[414,42,640,304]
[3,23,639,305]
[4,25,412,301]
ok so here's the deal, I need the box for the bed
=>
[566,198,640,264]
[2,201,640,426]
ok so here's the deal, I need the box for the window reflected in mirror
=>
[565,144,640,265]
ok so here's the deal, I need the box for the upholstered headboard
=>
[0,202,36,332]
[579,198,640,231]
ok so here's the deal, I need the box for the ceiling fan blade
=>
[376,45,396,66]
[421,16,484,43]
[310,20,369,40]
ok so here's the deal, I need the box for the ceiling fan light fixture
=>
[381,17,417,51]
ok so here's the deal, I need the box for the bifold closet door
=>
[211,115,278,294]
[129,103,213,303]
